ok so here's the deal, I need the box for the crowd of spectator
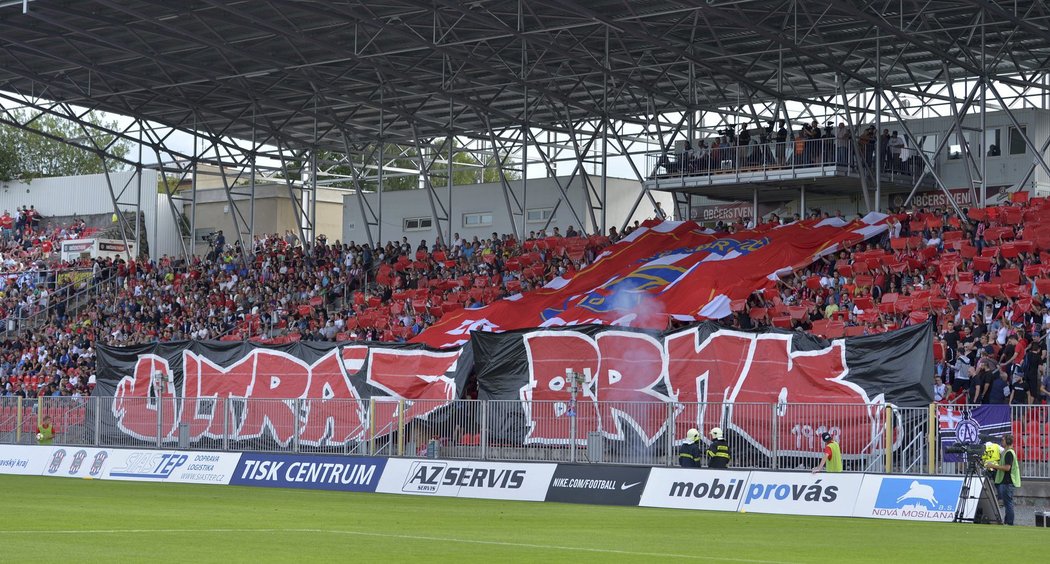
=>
[3,193,1050,409]
[0,220,630,399]
[0,208,99,400]
[661,121,922,176]
[717,196,1050,406]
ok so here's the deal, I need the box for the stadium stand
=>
[1,195,1049,409]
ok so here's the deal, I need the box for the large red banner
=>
[95,321,932,457]
[415,214,889,347]
[472,322,933,456]
[95,343,464,448]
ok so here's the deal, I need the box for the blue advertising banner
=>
[853,474,969,522]
[230,453,386,492]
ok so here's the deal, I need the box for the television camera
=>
[945,438,993,473]
[945,434,1003,524]
[716,124,737,138]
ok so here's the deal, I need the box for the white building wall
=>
[887,108,1050,192]
[152,192,183,259]
[0,169,182,260]
[603,178,674,230]
[343,176,648,246]
[1,171,125,216]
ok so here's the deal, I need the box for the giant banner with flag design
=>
[414,214,889,348]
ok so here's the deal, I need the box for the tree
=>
[0,109,131,180]
[278,144,418,192]
[279,138,520,192]
[428,138,520,186]
[0,134,19,183]
[361,143,422,192]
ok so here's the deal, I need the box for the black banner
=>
[95,340,470,450]
[471,321,934,454]
[545,464,652,506]
[94,321,932,456]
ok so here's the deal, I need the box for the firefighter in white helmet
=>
[706,427,731,468]
[678,428,703,468]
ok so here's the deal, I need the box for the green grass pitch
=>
[0,475,1044,563]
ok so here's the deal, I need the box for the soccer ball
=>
[36,433,43,441]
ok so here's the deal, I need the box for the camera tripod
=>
[954,456,1002,524]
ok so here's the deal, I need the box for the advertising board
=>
[18,443,978,526]
[0,445,51,476]
[737,471,864,517]
[853,474,968,522]
[229,453,385,492]
[376,458,556,501]
[545,464,651,506]
[41,447,111,479]
[102,449,242,484]
[639,468,752,512]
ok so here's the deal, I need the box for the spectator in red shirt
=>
[0,211,13,242]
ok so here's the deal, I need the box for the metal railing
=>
[7,396,1046,476]
[646,136,935,187]
[0,396,95,446]
[0,267,103,336]
[935,404,1050,480]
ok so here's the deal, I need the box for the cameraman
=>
[984,434,1020,525]
[981,438,1002,481]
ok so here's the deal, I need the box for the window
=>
[985,128,1002,156]
[948,131,980,160]
[1009,126,1027,155]
[463,212,493,227]
[403,217,433,231]
[918,134,937,158]
[526,208,554,223]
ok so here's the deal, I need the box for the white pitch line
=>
[0,527,794,563]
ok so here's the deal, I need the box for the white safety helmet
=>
[686,428,701,444]
[710,427,723,440]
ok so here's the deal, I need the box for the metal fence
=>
[0,396,97,446]
[1,267,104,337]
[3,397,1047,477]
[935,404,1050,480]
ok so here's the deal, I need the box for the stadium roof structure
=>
[2,0,1050,252]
